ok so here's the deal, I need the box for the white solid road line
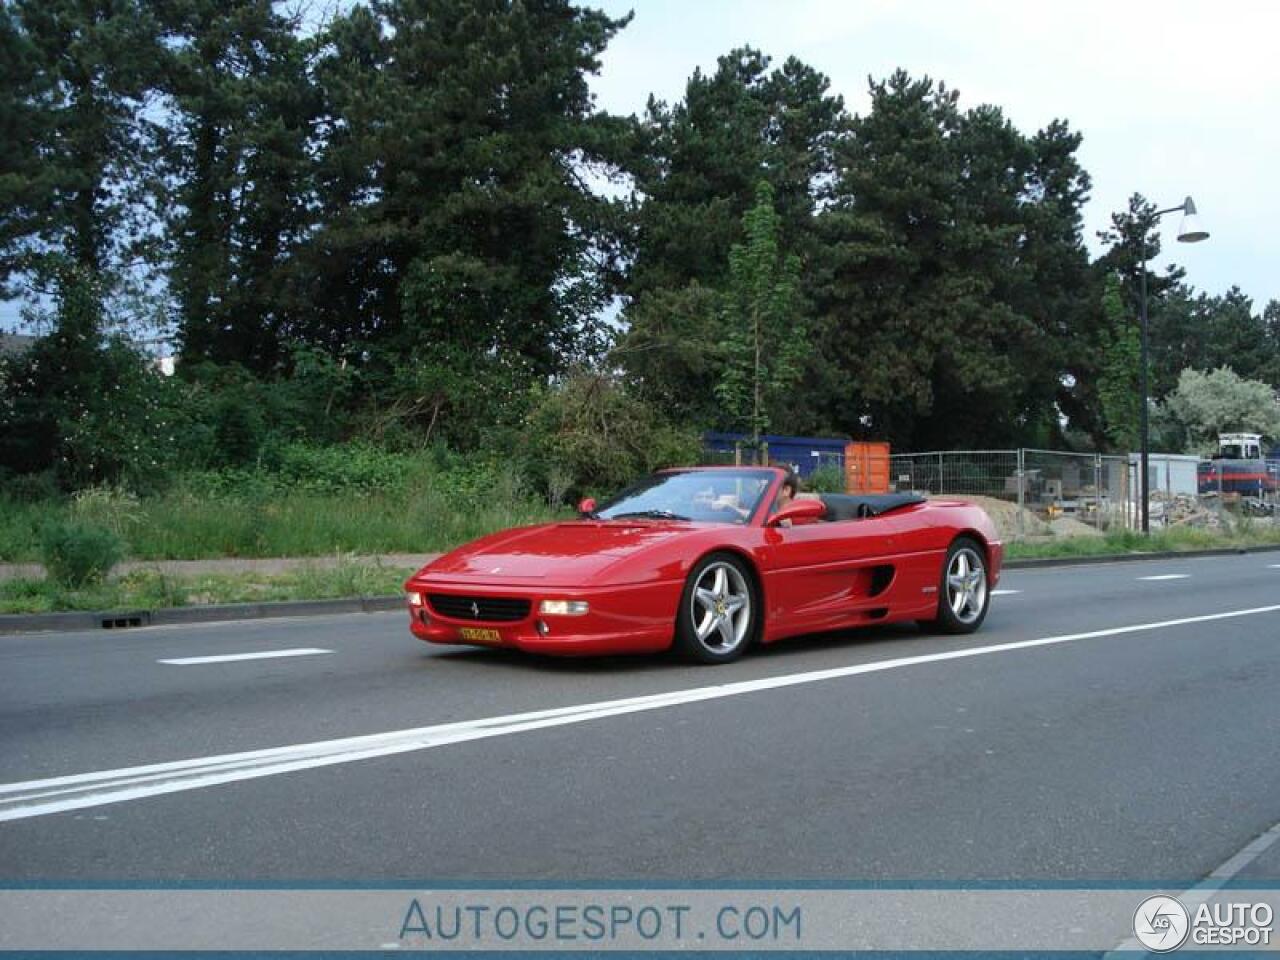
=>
[4,602,1280,823]
[157,648,332,666]
[1137,574,1191,581]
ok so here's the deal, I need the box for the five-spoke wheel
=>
[924,537,990,634]
[675,553,756,663]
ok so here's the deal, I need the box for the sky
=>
[588,0,1280,310]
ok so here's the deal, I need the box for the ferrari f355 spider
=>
[405,466,1002,663]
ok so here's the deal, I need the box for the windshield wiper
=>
[607,509,690,522]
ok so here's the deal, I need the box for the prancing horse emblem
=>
[470,601,480,618]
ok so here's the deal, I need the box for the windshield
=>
[594,470,775,525]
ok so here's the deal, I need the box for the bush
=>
[39,521,124,588]
[807,464,846,493]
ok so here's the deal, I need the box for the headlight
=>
[406,591,423,606]
[538,600,589,616]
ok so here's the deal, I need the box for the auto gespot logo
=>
[1134,895,1274,951]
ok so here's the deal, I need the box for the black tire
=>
[674,552,758,664]
[920,536,990,635]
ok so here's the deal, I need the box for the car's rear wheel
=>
[922,537,990,634]
[675,552,757,663]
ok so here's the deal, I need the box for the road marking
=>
[991,589,1021,596]
[1137,574,1190,581]
[157,648,331,666]
[1269,564,1280,569]
[5,603,1280,822]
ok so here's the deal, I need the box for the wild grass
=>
[1005,523,1280,560]
[0,455,564,562]
[0,560,417,614]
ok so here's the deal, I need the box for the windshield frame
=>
[593,468,780,526]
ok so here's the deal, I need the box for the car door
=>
[759,511,909,632]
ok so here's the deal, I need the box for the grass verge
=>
[1005,524,1280,560]
[0,560,416,615]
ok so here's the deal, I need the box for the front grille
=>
[427,594,531,623]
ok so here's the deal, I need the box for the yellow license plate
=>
[459,627,501,643]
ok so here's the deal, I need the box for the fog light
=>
[406,591,423,606]
[538,600,589,616]
[536,619,550,636]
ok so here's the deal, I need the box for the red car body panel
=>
[404,466,1002,656]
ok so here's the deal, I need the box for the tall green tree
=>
[3,0,163,317]
[811,71,1092,447]
[301,0,631,379]
[159,0,317,372]
[619,47,845,423]
[716,182,806,439]
[1147,285,1280,394]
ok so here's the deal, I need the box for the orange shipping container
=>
[844,441,890,493]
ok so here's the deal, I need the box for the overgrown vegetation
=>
[1006,525,1280,560]
[38,520,123,587]
[0,559,417,615]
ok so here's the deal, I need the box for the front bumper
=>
[405,579,682,656]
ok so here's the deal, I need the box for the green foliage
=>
[39,520,124,587]
[716,181,807,438]
[0,270,186,492]
[1096,274,1140,451]
[806,464,845,493]
[811,72,1092,448]
[6,0,1280,492]
[1161,367,1280,453]
[522,371,702,495]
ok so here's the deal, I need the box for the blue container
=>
[703,432,849,478]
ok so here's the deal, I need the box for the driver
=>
[768,470,800,526]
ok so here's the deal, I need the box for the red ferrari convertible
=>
[405,466,1002,663]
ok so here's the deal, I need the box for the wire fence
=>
[699,440,1280,541]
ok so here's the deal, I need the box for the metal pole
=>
[1016,449,1025,540]
[1094,454,1102,530]
[1139,232,1151,534]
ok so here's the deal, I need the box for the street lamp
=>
[1138,195,1209,533]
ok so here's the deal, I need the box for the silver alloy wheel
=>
[691,561,751,653]
[946,546,988,625]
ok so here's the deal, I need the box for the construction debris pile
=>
[1149,490,1225,529]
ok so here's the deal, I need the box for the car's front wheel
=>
[923,537,990,634]
[675,552,757,663]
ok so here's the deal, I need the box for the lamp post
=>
[1138,196,1209,533]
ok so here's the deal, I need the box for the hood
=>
[417,520,693,585]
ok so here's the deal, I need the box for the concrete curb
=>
[1002,543,1280,569]
[3,544,1279,636]
[0,596,405,636]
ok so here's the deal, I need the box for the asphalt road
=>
[2,552,1279,884]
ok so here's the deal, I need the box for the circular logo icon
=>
[1133,895,1190,952]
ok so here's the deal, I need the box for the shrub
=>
[806,464,846,493]
[39,521,124,588]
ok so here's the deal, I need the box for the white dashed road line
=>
[157,648,332,666]
[5,602,1279,822]
[1137,574,1191,581]
[991,589,1021,596]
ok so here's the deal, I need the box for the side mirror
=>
[577,497,597,517]
[766,499,826,526]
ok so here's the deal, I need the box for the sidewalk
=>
[0,553,440,582]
